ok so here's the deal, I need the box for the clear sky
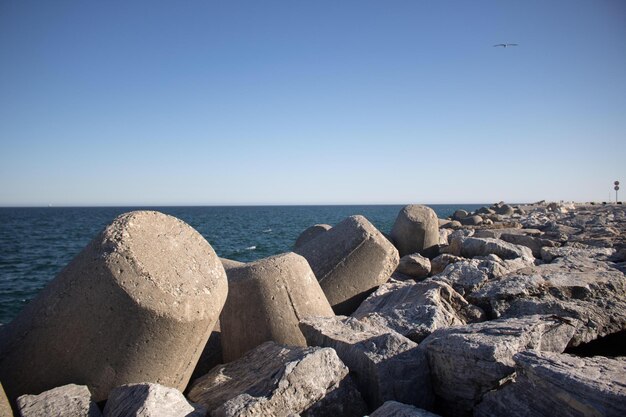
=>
[1,1,624,206]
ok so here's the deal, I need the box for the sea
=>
[0,204,483,324]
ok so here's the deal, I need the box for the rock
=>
[429,259,491,295]
[0,211,227,402]
[390,205,439,258]
[437,228,452,246]
[475,351,626,417]
[369,401,442,417]
[495,204,514,216]
[459,215,483,226]
[299,316,433,410]
[352,280,485,343]
[0,383,11,417]
[445,236,534,261]
[540,244,615,262]
[429,253,464,276]
[187,341,367,417]
[452,210,468,221]
[16,384,101,417]
[440,220,461,229]
[547,202,569,213]
[103,383,205,417]
[500,233,559,258]
[294,224,332,248]
[395,254,431,279]
[467,255,626,345]
[419,315,576,416]
[220,252,334,362]
[473,228,543,239]
[295,215,399,315]
[475,207,495,216]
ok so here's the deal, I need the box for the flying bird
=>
[493,43,518,48]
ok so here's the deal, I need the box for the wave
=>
[245,246,257,251]
[263,229,272,233]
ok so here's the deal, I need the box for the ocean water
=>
[0,204,483,324]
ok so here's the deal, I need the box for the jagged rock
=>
[220,252,334,362]
[0,211,228,401]
[369,401,442,417]
[429,259,490,295]
[352,280,485,343]
[16,384,101,417]
[419,315,577,416]
[429,254,464,276]
[103,383,205,417]
[187,341,367,417]
[473,228,542,239]
[475,351,626,417]
[467,255,626,345]
[540,244,615,262]
[396,254,431,279]
[448,236,534,261]
[437,228,452,246]
[390,205,439,258]
[452,210,468,221]
[295,215,399,315]
[294,224,332,248]
[440,220,461,229]
[460,215,483,226]
[500,233,559,258]
[299,316,433,409]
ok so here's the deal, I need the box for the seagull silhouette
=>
[493,43,518,48]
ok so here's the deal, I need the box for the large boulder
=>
[16,384,101,417]
[390,205,439,258]
[187,341,367,417]
[103,383,206,417]
[295,215,399,315]
[299,316,433,409]
[459,215,483,226]
[369,401,441,417]
[352,280,485,343]
[220,252,334,362]
[395,254,431,279]
[475,351,626,417]
[499,233,559,258]
[0,211,228,402]
[419,315,577,416]
[294,224,332,248]
[445,236,534,261]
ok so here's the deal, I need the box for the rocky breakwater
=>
[1,202,625,417]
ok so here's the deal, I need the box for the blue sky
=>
[1,0,625,205]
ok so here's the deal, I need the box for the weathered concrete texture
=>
[220,252,334,362]
[0,211,228,402]
[0,382,12,417]
[190,320,223,382]
[353,280,485,343]
[295,215,399,315]
[475,351,626,417]
[220,258,245,271]
[187,341,367,417]
[299,316,433,410]
[395,254,431,279]
[390,205,439,258]
[103,383,205,417]
[16,384,101,417]
[369,401,442,417]
[418,315,576,417]
[294,224,332,248]
[467,255,626,345]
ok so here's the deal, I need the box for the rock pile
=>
[0,202,624,416]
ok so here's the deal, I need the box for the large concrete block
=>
[187,341,367,417]
[220,252,334,362]
[390,205,439,258]
[299,316,433,410]
[0,211,228,402]
[294,224,332,248]
[295,215,399,315]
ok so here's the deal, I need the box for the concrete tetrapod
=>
[390,205,439,258]
[0,211,228,402]
[295,215,399,315]
[220,252,334,362]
